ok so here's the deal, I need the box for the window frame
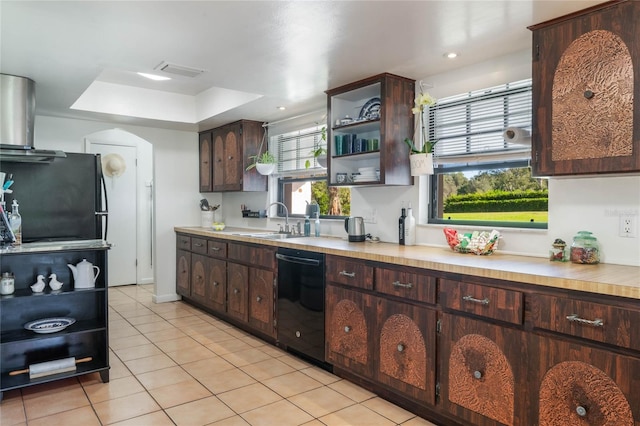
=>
[276,175,349,220]
[426,78,548,230]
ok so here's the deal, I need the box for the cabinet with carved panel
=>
[529,0,640,176]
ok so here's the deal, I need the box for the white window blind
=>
[427,79,532,165]
[275,126,326,174]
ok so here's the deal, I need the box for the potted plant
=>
[406,84,437,176]
[306,127,327,168]
[246,126,277,175]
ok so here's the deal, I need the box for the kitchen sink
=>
[232,232,305,240]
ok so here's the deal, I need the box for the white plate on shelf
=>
[24,317,76,334]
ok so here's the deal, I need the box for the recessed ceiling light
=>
[137,72,171,81]
[277,106,286,110]
[444,52,458,59]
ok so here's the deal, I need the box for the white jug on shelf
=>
[67,259,100,289]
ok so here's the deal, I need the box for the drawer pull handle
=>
[256,296,262,302]
[462,295,490,305]
[397,344,404,352]
[392,281,413,289]
[576,406,587,417]
[339,271,356,278]
[566,314,604,327]
[211,247,221,251]
[473,370,483,379]
[344,326,351,333]
[194,243,204,247]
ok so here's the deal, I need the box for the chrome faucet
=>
[268,202,290,233]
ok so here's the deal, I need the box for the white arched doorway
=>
[85,129,154,287]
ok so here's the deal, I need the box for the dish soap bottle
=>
[9,199,22,245]
[304,216,311,237]
[314,211,321,237]
[405,203,416,246]
[399,207,406,245]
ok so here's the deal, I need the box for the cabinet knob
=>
[256,296,262,302]
[584,90,595,99]
[213,281,218,287]
[228,156,233,160]
[295,331,301,338]
[344,326,351,333]
[397,344,405,352]
[473,370,483,379]
[576,406,587,417]
[233,288,240,294]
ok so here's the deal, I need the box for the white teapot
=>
[67,259,100,289]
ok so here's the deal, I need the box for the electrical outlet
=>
[619,215,637,238]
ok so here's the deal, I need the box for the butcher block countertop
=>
[175,226,640,300]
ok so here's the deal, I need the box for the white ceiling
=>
[0,0,603,132]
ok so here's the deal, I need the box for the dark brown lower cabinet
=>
[439,313,529,426]
[326,285,374,379]
[176,249,190,297]
[207,257,226,313]
[248,267,275,338]
[227,262,248,322]
[375,297,436,405]
[531,334,640,426]
[190,253,207,305]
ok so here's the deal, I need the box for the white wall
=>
[34,115,199,302]
[223,49,640,267]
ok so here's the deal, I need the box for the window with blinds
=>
[426,78,548,229]
[427,78,532,165]
[276,126,326,174]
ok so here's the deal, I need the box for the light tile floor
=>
[1,284,440,426]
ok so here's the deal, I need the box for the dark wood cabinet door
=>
[249,267,275,337]
[222,123,242,191]
[375,297,436,405]
[531,334,640,426]
[176,249,190,297]
[440,313,529,426]
[206,257,226,313]
[227,262,248,323]
[212,129,226,191]
[530,1,640,176]
[199,131,213,192]
[190,253,207,303]
[325,285,374,378]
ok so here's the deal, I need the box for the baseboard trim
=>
[153,293,181,304]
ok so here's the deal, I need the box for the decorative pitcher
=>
[67,259,100,288]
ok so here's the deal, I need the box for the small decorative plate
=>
[359,97,381,120]
[24,317,76,334]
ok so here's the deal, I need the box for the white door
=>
[90,143,137,287]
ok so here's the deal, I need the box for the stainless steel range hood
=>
[1,74,66,163]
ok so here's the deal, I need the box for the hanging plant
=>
[305,126,327,169]
[246,125,276,175]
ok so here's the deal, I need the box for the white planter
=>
[409,153,434,176]
[317,154,327,168]
[255,163,276,175]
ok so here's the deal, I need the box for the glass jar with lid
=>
[570,231,600,264]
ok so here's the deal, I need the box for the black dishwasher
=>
[276,247,329,369]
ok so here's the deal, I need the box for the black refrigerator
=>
[0,153,108,243]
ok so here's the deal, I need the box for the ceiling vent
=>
[155,62,205,78]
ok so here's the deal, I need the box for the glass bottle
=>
[304,216,311,237]
[314,212,321,237]
[9,199,21,245]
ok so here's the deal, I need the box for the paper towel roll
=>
[503,127,531,145]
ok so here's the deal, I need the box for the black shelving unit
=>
[0,241,110,399]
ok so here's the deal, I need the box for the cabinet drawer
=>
[375,267,436,304]
[530,294,640,351]
[208,240,227,258]
[191,237,207,254]
[326,256,373,290]
[177,234,191,250]
[440,280,523,325]
[228,243,275,270]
